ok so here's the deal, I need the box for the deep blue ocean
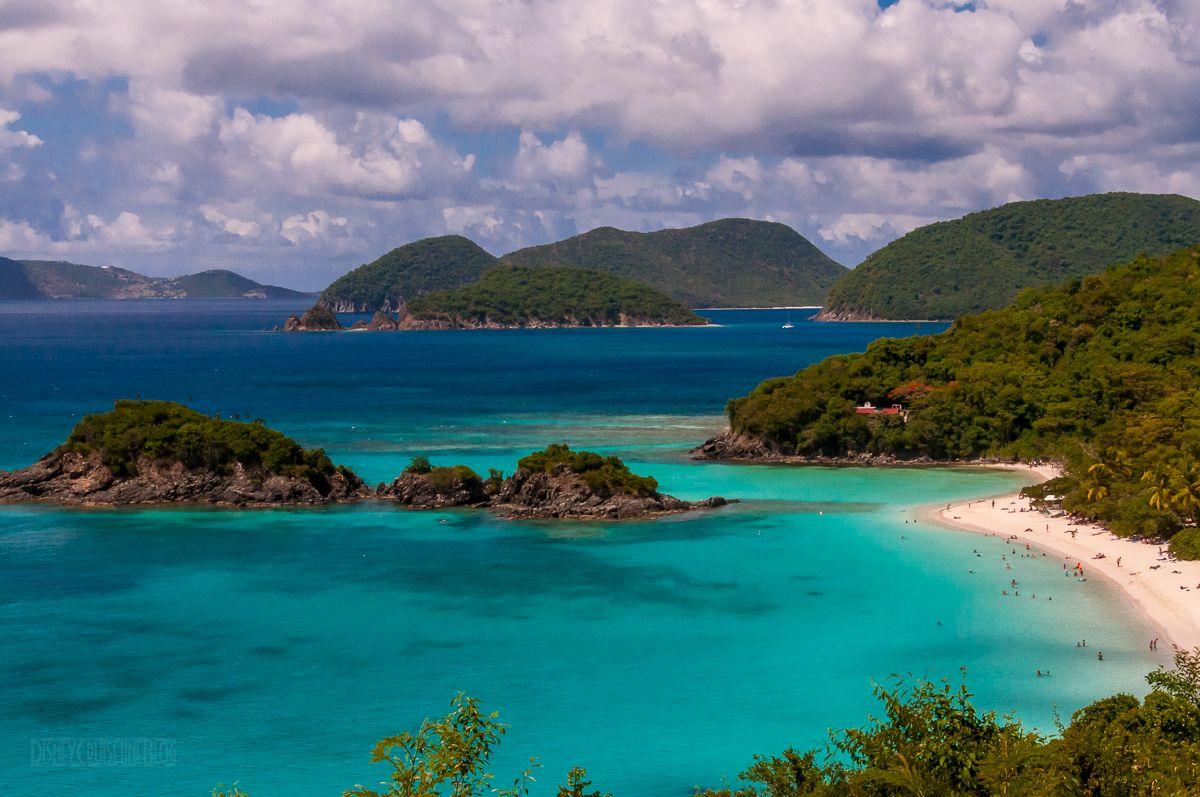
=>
[0,301,1158,796]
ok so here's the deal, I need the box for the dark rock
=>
[0,451,366,507]
[486,464,727,519]
[283,305,343,331]
[377,468,489,508]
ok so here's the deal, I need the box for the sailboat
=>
[781,311,794,329]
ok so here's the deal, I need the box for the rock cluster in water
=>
[0,450,366,507]
[379,464,730,519]
[0,431,730,519]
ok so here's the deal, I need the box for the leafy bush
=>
[425,465,483,491]
[404,455,432,475]
[216,650,1200,797]
[408,265,704,327]
[1170,528,1200,561]
[61,400,337,483]
[517,444,659,497]
[728,246,1200,539]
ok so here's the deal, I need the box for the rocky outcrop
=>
[377,468,490,508]
[376,462,730,519]
[283,305,343,331]
[487,464,728,519]
[350,310,401,331]
[692,429,1036,467]
[0,451,366,507]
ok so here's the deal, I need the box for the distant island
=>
[0,256,308,300]
[311,218,846,314]
[288,265,706,330]
[500,218,846,308]
[0,402,728,518]
[317,235,498,312]
[698,245,1200,559]
[818,192,1200,321]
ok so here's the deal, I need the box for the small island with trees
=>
[382,443,729,518]
[285,264,706,331]
[0,400,365,506]
[0,403,728,518]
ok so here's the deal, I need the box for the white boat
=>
[782,311,794,329]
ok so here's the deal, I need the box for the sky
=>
[0,0,1198,290]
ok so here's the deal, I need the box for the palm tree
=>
[1171,461,1200,526]
[1144,464,1175,513]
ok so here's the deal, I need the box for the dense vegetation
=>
[62,399,340,482]
[407,265,705,326]
[500,218,846,308]
[727,246,1200,546]
[403,455,486,491]
[216,650,1200,796]
[0,259,305,299]
[518,444,659,497]
[821,193,1200,320]
[696,647,1200,796]
[319,236,498,312]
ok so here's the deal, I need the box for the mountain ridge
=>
[0,259,308,300]
[818,192,1200,320]
[499,217,846,307]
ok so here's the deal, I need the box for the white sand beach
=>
[926,464,1200,651]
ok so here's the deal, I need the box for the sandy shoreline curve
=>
[924,463,1200,650]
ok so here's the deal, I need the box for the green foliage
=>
[210,654,1200,797]
[500,218,846,308]
[729,246,1200,541]
[697,648,1200,797]
[425,466,484,492]
[557,767,610,797]
[405,456,433,475]
[407,265,705,327]
[211,785,249,797]
[61,400,338,483]
[517,443,659,497]
[320,236,498,312]
[824,192,1200,319]
[343,693,510,797]
[1169,528,1200,561]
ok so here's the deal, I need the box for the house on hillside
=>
[855,402,909,421]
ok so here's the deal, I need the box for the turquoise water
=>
[0,303,1158,795]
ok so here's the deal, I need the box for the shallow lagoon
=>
[0,303,1157,795]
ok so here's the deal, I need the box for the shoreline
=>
[925,463,1200,650]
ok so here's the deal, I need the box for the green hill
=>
[716,245,1200,549]
[407,264,705,327]
[318,235,498,312]
[820,192,1200,320]
[159,269,307,299]
[1,259,306,299]
[0,256,42,298]
[500,218,845,307]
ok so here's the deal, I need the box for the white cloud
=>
[0,108,41,150]
[513,131,595,184]
[280,209,349,245]
[201,204,265,239]
[217,110,470,200]
[818,213,935,245]
[0,0,1198,276]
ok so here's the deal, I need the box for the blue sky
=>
[0,0,1197,290]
